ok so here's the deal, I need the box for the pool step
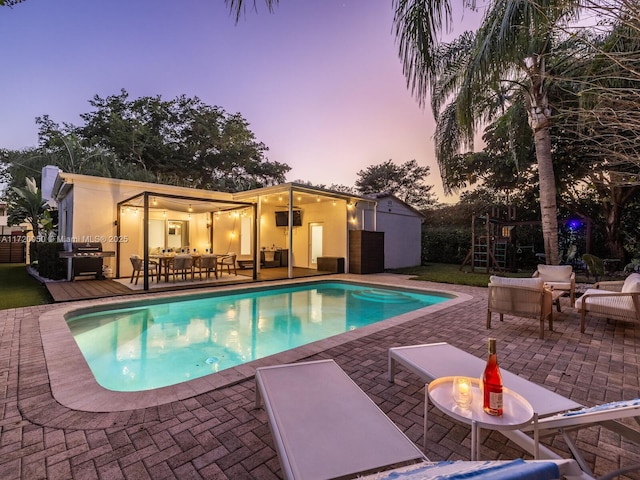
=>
[351,289,418,303]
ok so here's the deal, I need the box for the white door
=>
[310,223,323,267]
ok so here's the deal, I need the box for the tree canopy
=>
[355,159,436,209]
[35,90,290,193]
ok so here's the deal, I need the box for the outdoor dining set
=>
[129,251,237,284]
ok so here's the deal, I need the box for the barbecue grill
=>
[69,242,104,279]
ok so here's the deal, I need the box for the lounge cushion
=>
[490,276,544,289]
[536,265,573,282]
[622,273,640,293]
[579,289,635,318]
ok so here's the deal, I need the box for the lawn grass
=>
[0,263,52,310]
[0,261,593,311]
[392,263,532,287]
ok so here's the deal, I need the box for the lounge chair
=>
[577,272,640,332]
[255,359,426,479]
[487,276,553,339]
[362,459,591,479]
[518,399,640,478]
[533,264,576,307]
[256,359,594,480]
[388,343,640,479]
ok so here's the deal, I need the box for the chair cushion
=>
[536,265,573,282]
[580,288,635,318]
[622,273,640,293]
[490,276,544,290]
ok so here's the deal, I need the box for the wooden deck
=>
[46,279,138,302]
[46,267,330,302]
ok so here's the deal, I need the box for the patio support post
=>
[288,189,293,278]
[252,202,258,280]
[143,193,150,291]
[116,202,122,279]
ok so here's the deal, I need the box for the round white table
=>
[427,376,538,460]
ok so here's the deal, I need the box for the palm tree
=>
[228,0,579,264]
[393,0,589,265]
[9,177,50,238]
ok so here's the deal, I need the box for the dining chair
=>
[129,255,159,285]
[169,254,193,282]
[217,252,237,276]
[195,254,218,279]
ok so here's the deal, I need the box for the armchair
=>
[533,264,576,307]
[487,276,553,339]
[577,273,640,332]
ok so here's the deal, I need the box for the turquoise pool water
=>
[67,281,452,391]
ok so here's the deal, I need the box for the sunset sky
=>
[0,1,482,202]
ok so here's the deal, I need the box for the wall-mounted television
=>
[275,210,302,227]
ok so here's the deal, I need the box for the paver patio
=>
[1,274,639,479]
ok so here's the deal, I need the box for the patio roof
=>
[232,182,378,208]
[118,191,253,214]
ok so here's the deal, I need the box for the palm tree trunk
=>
[533,125,560,265]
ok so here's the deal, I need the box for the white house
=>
[42,166,424,288]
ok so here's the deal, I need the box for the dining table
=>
[150,252,225,282]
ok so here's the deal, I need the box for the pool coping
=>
[39,274,472,412]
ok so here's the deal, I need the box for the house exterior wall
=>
[48,168,423,279]
[362,196,423,269]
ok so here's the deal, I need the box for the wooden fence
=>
[0,234,26,263]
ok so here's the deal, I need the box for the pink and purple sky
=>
[1,1,481,202]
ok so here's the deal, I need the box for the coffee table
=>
[551,289,564,319]
[427,376,536,460]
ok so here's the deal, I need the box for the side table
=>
[427,376,538,460]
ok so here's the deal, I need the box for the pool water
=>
[67,281,451,391]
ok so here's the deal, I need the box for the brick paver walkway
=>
[1,277,639,479]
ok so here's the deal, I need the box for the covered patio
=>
[115,183,377,290]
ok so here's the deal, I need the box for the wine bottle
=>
[482,338,503,416]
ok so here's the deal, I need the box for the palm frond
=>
[224,0,278,23]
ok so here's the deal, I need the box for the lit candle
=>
[453,377,473,409]
[459,379,470,395]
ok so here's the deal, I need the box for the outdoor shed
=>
[364,193,425,269]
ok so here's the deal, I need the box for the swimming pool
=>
[66,281,453,392]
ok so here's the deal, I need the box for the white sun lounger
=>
[388,343,640,477]
[360,458,593,479]
[255,359,427,480]
[519,399,640,477]
[255,359,596,480]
